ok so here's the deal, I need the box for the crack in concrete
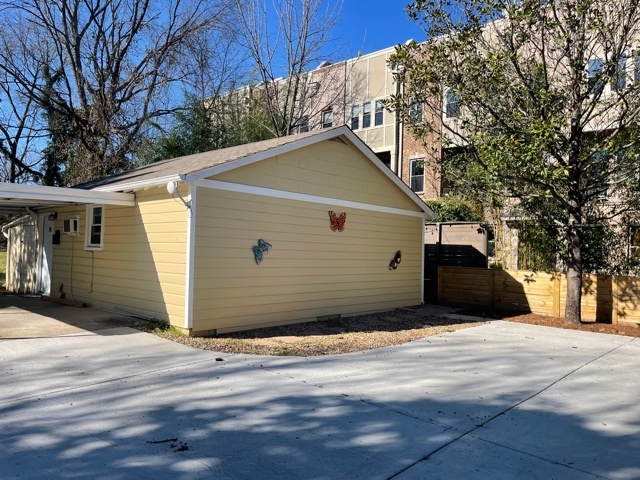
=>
[385,337,636,479]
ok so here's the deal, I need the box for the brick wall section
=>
[401,102,443,202]
[307,61,347,130]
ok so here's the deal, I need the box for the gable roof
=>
[77,128,332,191]
[78,125,435,218]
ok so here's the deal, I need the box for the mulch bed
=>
[456,309,640,338]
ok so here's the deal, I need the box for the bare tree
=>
[0,22,45,183]
[0,0,225,185]
[232,0,344,137]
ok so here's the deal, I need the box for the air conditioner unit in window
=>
[63,216,78,236]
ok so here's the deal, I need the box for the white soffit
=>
[0,183,136,208]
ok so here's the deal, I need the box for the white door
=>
[37,215,54,295]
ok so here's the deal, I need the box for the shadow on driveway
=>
[1,328,639,479]
[0,294,137,339]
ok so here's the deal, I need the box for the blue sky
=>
[333,1,426,58]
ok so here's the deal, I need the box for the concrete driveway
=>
[1,309,639,479]
[0,294,135,338]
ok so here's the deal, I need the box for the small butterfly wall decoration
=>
[389,250,402,270]
[253,239,272,265]
[328,211,347,232]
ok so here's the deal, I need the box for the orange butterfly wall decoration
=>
[328,211,346,232]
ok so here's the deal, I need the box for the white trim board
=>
[196,179,426,218]
[185,126,435,220]
[184,186,196,330]
[183,129,347,183]
[92,174,183,193]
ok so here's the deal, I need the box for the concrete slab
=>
[1,346,456,480]
[244,322,633,431]
[0,294,135,338]
[0,327,226,403]
[395,435,595,479]
[469,339,640,480]
[1,315,639,479]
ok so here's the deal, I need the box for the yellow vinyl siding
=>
[192,187,422,333]
[213,139,421,211]
[49,187,187,324]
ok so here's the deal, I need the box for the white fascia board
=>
[197,179,426,218]
[91,174,184,192]
[183,127,353,183]
[0,183,136,207]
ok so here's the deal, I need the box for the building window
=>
[362,101,371,128]
[613,54,628,91]
[445,89,461,118]
[590,150,609,200]
[409,98,423,122]
[296,116,309,133]
[351,105,360,130]
[85,204,104,250]
[410,158,425,193]
[588,58,605,94]
[374,100,384,126]
[321,109,333,129]
[630,226,640,259]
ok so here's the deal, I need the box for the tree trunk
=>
[564,213,583,325]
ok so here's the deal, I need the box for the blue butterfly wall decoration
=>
[253,239,272,265]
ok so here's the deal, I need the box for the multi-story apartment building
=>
[298,46,406,175]
[297,42,448,204]
[298,32,640,271]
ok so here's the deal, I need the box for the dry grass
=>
[134,309,484,356]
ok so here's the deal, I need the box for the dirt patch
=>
[456,309,640,338]
[135,306,640,357]
[135,309,484,356]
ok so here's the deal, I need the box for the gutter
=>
[2,207,36,239]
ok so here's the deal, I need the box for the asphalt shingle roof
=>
[76,128,336,190]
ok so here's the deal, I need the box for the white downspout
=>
[1,207,36,239]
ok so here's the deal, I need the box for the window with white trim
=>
[590,150,610,201]
[409,98,423,122]
[613,54,628,91]
[630,226,640,259]
[85,204,104,250]
[374,100,384,126]
[296,116,309,133]
[588,58,605,94]
[351,104,360,130]
[362,101,371,128]
[410,158,425,193]
[445,89,461,118]
[321,109,333,128]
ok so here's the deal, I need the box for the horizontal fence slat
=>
[437,267,640,325]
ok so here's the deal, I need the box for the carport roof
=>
[0,183,136,215]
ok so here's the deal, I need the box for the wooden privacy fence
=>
[438,267,640,325]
